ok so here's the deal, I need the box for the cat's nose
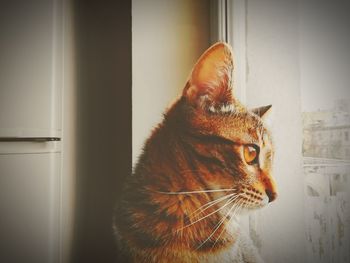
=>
[265,189,277,203]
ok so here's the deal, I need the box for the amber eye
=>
[243,145,259,165]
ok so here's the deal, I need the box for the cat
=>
[113,42,277,263]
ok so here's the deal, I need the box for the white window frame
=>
[210,0,247,104]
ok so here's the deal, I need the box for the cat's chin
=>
[238,196,270,214]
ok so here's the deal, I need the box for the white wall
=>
[132,0,211,164]
[243,0,306,262]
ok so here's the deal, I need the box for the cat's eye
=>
[243,145,259,165]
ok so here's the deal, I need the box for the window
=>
[222,0,350,262]
[346,148,350,157]
[298,0,350,260]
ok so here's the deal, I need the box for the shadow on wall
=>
[72,0,131,262]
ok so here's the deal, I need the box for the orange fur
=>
[114,43,277,263]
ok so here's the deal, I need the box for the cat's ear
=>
[183,42,235,109]
[251,105,272,118]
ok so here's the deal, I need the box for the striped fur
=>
[114,43,277,263]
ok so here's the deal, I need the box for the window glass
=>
[300,0,350,262]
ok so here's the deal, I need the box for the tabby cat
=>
[114,42,277,263]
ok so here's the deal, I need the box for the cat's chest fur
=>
[200,231,264,263]
[165,235,263,263]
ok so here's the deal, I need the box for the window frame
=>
[210,0,247,103]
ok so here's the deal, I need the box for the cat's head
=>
[168,42,277,210]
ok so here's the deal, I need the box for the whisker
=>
[176,195,239,233]
[189,193,236,219]
[211,199,244,249]
[155,188,236,195]
[230,199,244,219]
[196,197,241,250]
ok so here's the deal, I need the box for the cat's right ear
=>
[251,105,273,126]
[251,105,272,118]
[183,42,235,109]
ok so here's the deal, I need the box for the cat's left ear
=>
[251,104,272,119]
[183,42,235,109]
